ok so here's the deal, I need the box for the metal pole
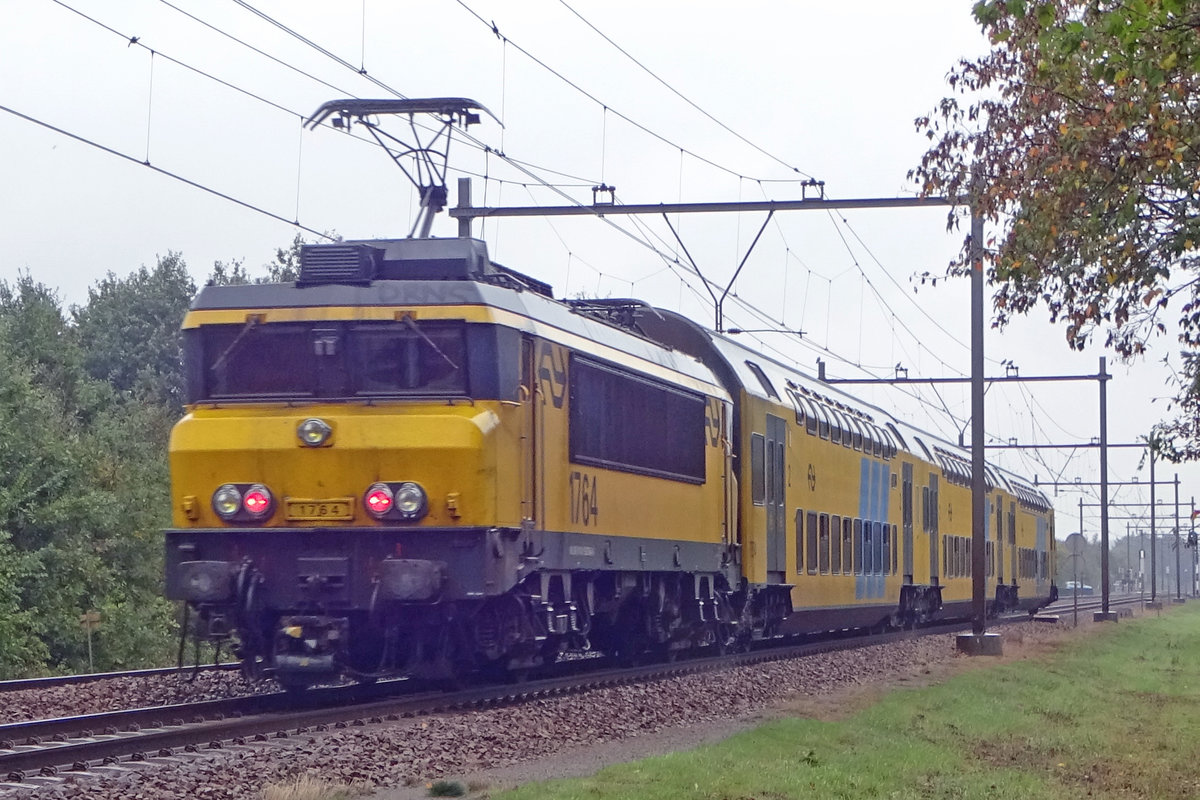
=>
[1099,357,1110,616]
[970,204,986,636]
[1150,445,1157,603]
[456,177,472,238]
[1126,522,1131,593]
[1175,474,1182,600]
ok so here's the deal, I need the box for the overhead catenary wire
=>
[555,0,818,181]
[0,102,332,240]
[449,0,813,186]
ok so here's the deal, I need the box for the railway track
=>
[0,663,240,694]
[2,598,1167,793]
[0,617,1010,792]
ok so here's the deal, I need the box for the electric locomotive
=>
[165,237,770,688]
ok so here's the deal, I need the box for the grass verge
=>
[497,607,1200,800]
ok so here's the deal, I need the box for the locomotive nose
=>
[169,406,504,528]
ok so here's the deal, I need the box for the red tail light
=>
[365,483,394,517]
[242,484,273,518]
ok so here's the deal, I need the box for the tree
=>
[913,0,1200,458]
[72,253,196,409]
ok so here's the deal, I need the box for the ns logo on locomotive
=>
[164,102,1057,691]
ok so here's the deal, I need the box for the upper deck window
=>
[744,361,779,399]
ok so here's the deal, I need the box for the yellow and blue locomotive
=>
[164,235,1055,688]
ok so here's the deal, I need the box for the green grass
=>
[497,608,1200,800]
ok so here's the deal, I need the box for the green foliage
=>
[0,237,329,677]
[72,253,196,409]
[428,781,466,797]
[914,0,1200,458]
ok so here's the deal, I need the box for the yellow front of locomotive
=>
[163,245,540,685]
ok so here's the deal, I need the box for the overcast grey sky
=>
[2,0,1196,545]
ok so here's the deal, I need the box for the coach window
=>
[871,425,884,458]
[881,428,897,459]
[853,518,863,573]
[751,433,766,505]
[880,525,889,575]
[816,404,831,440]
[803,398,819,436]
[788,389,807,428]
[829,409,843,445]
[745,361,779,399]
[892,525,899,574]
[842,517,853,574]
[862,521,874,574]
[848,417,864,450]
[818,513,831,574]
[806,511,818,574]
[876,521,886,575]
[795,509,804,574]
[830,515,842,573]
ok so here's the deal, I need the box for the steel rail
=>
[0,663,242,694]
[0,615,1066,787]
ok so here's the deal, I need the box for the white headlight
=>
[394,482,427,519]
[213,485,241,519]
[297,418,333,447]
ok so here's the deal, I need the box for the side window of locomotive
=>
[352,324,467,396]
[751,433,766,505]
[570,356,706,483]
[204,322,317,398]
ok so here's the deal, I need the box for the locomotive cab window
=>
[195,320,469,400]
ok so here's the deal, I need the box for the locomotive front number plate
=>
[285,498,355,521]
